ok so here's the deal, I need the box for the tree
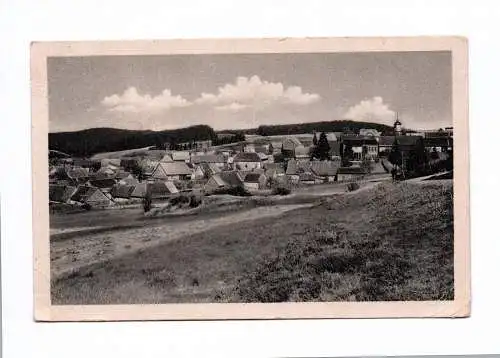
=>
[388,139,403,167]
[312,132,318,146]
[406,137,428,176]
[342,144,354,167]
[143,189,152,213]
[445,149,453,171]
[316,132,331,161]
[132,164,144,182]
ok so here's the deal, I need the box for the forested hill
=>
[249,120,393,136]
[49,120,393,157]
[48,125,217,157]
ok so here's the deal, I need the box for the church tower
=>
[394,112,402,136]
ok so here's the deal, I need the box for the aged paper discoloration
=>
[32,37,469,321]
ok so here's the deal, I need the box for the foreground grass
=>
[51,181,453,304]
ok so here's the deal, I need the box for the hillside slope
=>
[52,180,453,304]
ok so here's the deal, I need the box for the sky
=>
[47,51,452,133]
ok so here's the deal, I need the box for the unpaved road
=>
[50,203,313,278]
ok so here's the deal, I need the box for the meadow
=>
[51,179,453,304]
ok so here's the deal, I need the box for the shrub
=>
[346,182,360,192]
[210,186,252,197]
[272,186,291,196]
[170,194,191,206]
[143,193,152,213]
[189,195,203,208]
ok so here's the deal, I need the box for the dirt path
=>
[50,203,313,278]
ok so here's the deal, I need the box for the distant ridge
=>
[49,120,393,157]
[250,120,392,136]
[49,125,217,157]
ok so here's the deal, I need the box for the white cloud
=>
[344,96,396,124]
[214,102,249,112]
[101,87,191,113]
[195,75,321,109]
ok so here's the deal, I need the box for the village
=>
[48,117,454,212]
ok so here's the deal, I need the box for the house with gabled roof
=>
[191,165,205,180]
[243,172,267,190]
[160,153,174,162]
[294,145,311,160]
[193,162,221,180]
[298,172,319,185]
[114,170,134,181]
[66,167,90,185]
[282,137,303,152]
[120,157,140,172]
[341,136,379,161]
[150,161,193,181]
[171,151,191,162]
[130,181,179,199]
[285,159,313,184]
[130,183,148,198]
[378,135,422,156]
[243,144,256,153]
[145,149,167,161]
[119,175,139,186]
[269,141,282,154]
[100,158,121,169]
[111,169,138,186]
[49,184,77,203]
[110,184,136,199]
[71,185,112,208]
[204,171,244,193]
[139,159,159,178]
[423,137,453,153]
[147,181,179,199]
[310,161,341,182]
[95,166,118,177]
[233,152,262,170]
[264,163,286,179]
[72,158,94,168]
[190,154,226,168]
[336,166,370,182]
[254,151,267,160]
[89,172,117,190]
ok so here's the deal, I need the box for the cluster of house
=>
[48,119,453,209]
[49,149,288,208]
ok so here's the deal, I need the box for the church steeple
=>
[394,112,402,136]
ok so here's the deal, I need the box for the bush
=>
[170,194,191,206]
[346,182,360,192]
[143,193,152,213]
[189,195,203,208]
[210,186,252,197]
[272,186,291,196]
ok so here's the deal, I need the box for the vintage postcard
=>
[32,37,470,321]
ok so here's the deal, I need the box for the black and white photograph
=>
[31,37,470,320]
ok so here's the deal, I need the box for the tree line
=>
[49,125,246,157]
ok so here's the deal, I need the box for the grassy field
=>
[51,179,453,304]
